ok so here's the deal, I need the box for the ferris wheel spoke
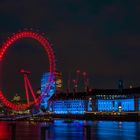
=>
[26,77,37,103]
[24,75,30,105]
[0,31,56,111]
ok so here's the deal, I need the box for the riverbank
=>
[52,112,140,121]
[0,112,140,122]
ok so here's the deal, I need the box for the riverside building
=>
[49,87,140,114]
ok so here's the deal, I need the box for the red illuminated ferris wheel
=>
[0,31,56,110]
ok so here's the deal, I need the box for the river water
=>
[0,120,140,140]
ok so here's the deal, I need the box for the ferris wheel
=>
[0,31,56,111]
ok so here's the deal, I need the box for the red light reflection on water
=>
[0,122,10,139]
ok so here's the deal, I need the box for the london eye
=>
[0,31,56,111]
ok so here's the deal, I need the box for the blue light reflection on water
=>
[95,121,139,140]
[49,120,140,140]
[52,120,84,140]
[0,120,140,140]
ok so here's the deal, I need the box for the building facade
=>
[40,71,63,110]
[49,87,140,114]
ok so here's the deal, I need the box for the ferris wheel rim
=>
[0,31,56,111]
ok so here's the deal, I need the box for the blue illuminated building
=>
[87,98,92,112]
[53,100,85,114]
[49,87,140,114]
[97,98,134,112]
[40,72,56,110]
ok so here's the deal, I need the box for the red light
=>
[83,72,87,76]
[0,31,56,110]
[76,70,80,73]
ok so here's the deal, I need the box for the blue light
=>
[88,100,92,112]
[40,72,56,110]
[53,100,85,114]
[138,98,140,111]
[97,98,134,112]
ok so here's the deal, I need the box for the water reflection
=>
[0,120,139,140]
[0,122,10,139]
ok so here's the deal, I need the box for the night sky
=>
[0,0,140,98]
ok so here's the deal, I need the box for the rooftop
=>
[50,87,140,100]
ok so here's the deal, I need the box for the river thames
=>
[0,120,140,140]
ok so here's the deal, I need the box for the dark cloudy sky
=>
[0,0,140,98]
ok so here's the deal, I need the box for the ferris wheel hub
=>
[20,69,31,75]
